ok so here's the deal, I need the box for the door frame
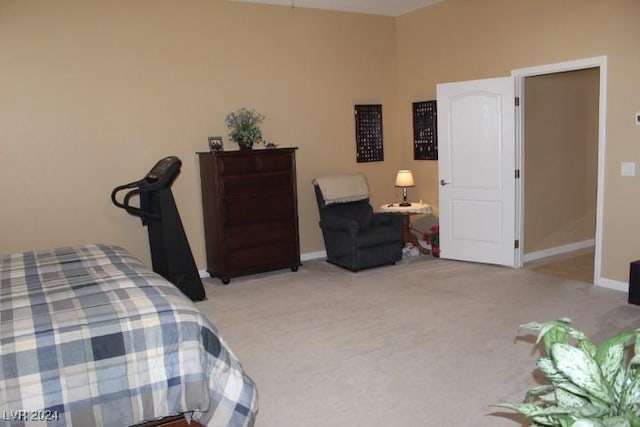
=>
[511,56,607,286]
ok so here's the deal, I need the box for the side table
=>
[380,202,433,255]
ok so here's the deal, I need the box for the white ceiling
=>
[226,0,443,17]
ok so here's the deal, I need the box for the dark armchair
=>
[313,173,403,271]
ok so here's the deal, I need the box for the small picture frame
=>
[208,136,223,152]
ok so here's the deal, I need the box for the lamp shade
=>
[395,170,415,187]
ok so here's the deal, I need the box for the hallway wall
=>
[524,68,599,254]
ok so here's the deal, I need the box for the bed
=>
[0,243,257,426]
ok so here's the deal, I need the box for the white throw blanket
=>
[313,173,370,205]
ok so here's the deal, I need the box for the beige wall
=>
[3,0,640,283]
[524,69,599,253]
[397,0,640,282]
[0,0,399,266]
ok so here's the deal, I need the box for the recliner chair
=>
[313,173,403,271]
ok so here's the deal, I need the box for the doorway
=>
[512,56,607,286]
[522,68,599,283]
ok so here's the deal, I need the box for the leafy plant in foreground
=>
[494,318,640,427]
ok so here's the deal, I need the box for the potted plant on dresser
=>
[225,107,265,150]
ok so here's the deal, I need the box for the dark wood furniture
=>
[134,414,205,427]
[198,148,300,284]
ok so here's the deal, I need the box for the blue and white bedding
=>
[0,244,257,426]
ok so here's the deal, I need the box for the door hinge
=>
[515,239,520,249]
[515,169,520,179]
[515,97,520,106]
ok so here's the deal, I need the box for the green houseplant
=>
[225,108,265,149]
[494,318,640,427]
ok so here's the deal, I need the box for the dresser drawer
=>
[226,242,297,270]
[225,222,296,252]
[222,171,291,197]
[224,194,294,226]
[218,152,292,175]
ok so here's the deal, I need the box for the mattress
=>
[0,243,257,426]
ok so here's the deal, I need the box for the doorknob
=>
[440,179,449,186]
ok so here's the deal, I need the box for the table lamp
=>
[395,170,415,206]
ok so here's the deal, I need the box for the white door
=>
[437,77,516,267]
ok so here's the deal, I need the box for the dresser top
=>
[197,147,298,156]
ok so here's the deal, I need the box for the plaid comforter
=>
[0,244,257,427]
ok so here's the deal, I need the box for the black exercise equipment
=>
[630,260,640,306]
[111,156,205,301]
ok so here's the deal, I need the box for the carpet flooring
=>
[196,256,639,427]
[526,249,595,284]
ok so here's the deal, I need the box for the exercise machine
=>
[111,156,205,301]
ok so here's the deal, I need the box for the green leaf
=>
[570,420,605,427]
[621,377,640,412]
[525,385,556,403]
[539,357,570,383]
[629,331,640,374]
[581,339,599,358]
[612,367,628,405]
[521,319,594,356]
[570,419,604,427]
[634,333,640,362]
[628,411,640,427]
[575,404,610,418]
[534,413,575,427]
[601,416,631,427]
[558,383,605,406]
[629,355,640,368]
[545,328,571,355]
[551,343,613,405]
[556,388,592,408]
[596,332,634,383]
[521,319,572,354]
[494,403,575,425]
[538,358,593,401]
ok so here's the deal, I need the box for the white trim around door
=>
[511,56,608,288]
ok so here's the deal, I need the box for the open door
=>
[437,76,516,267]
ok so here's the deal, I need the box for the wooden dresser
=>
[197,148,300,284]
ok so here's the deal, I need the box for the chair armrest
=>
[371,212,402,227]
[320,216,359,235]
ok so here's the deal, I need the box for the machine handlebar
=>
[111,156,182,221]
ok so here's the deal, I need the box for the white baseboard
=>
[596,277,628,293]
[301,250,327,261]
[198,250,327,278]
[523,239,595,263]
